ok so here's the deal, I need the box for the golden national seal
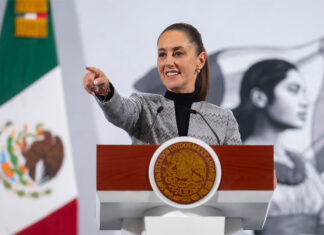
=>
[153,141,216,204]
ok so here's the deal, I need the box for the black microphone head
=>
[157,106,164,113]
[185,108,197,114]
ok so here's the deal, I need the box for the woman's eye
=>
[287,84,300,94]
[158,53,166,58]
[174,51,183,56]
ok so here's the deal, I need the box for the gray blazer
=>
[96,90,242,145]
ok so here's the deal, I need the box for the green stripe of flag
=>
[0,0,58,106]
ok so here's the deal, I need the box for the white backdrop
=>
[75,0,324,146]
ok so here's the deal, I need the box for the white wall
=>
[50,1,118,235]
[74,0,324,146]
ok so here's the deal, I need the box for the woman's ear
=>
[197,51,207,70]
[250,88,268,108]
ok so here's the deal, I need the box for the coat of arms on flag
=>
[0,121,64,198]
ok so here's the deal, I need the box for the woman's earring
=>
[196,69,201,74]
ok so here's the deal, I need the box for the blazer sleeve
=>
[223,110,242,145]
[95,87,142,135]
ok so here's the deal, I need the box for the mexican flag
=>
[0,0,78,234]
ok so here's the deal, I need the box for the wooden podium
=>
[96,145,274,234]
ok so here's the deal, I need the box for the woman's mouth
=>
[166,71,180,78]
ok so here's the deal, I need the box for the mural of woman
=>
[233,59,324,235]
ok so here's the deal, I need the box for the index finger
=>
[85,66,102,76]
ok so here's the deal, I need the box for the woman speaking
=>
[83,23,241,145]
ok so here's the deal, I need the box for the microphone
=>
[186,108,220,144]
[146,106,164,144]
[150,106,164,130]
[157,106,164,113]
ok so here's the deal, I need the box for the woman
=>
[233,59,324,234]
[83,23,241,145]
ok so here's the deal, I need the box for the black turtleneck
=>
[164,89,200,136]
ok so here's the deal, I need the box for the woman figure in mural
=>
[82,23,241,146]
[233,59,324,235]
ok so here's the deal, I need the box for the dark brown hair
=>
[159,23,210,101]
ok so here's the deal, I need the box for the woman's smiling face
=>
[157,30,205,93]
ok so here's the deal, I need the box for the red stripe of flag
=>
[15,199,78,235]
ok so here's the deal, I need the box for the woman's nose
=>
[300,92,310,108]
[165,54,175,67]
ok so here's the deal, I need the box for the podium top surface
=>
[97,145,274,191]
